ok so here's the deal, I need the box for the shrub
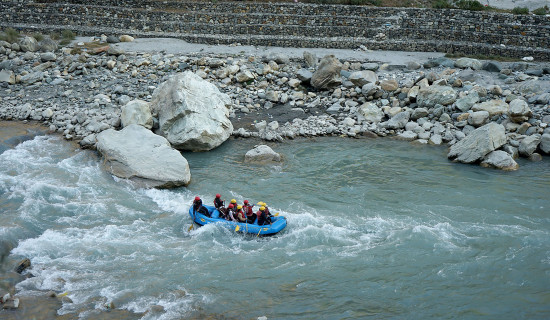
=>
[432,0,453,9]
[511,7,529,14]
[0,27,20,43]
[61,29,76,40]
[31,32,44,42]
[456,0,485,11]
[532,6,548,15]
[49,31,61,40]
[59,38,72,46]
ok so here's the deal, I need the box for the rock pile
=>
[1,36,549,171]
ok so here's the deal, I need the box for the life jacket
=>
[214,197,223,209]
[193,199,202,211]
[244,205,254,216]
[235,209,245,221]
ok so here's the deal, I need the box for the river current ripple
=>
[1,127,549,319]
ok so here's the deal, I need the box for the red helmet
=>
[194,196,200,201]
[244,200,249,204]
[228,204,234,208]
[216,194,221,198]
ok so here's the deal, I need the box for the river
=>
[1,121,549,319]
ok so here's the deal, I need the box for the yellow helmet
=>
[260,206,266,211]
[237,205,242,210]
[231,199,237,204]
[257,201,265,206]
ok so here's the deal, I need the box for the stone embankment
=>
[1,33,549,170]
[1,0,549,60]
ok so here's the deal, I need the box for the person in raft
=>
[226,203,236,221]
[214,194,224,209]
[235,205,247,222]
[257,206,272,225]
[243,200,256,223]
[193,196,210,217]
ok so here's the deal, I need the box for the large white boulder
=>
[481,150,519,171]
[448,122,507,163]
[96,124,191,188]
[121,99,153,129]
[356,102,384,123]
[150,71,233,151]
[472,99,509,117]
[244,145,282,164]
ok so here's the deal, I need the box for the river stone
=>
[481,150,519,171]
[150,71,233,151]
[482,61,502,72]
[455,91,479,112]
[411,107,428,120]
[518,134,541,157]
[467,111,489,127]
[19,36,39,52]
[303,51,317,67]
[40,38,58,52]
[40,52,56,62]
[515,80,543,94]
[15,258,31,273]
[448,122,506,163]
[119,35,134,42]
[380,79,398,91]
[429,134,443,145]
[361,83,378,97]
[417,86,457,107]
[357,102,384,123]
[121,99,153,129]
[96,124,191,188]
[508,99,532,123]
[244,145,281,163]
[0,70,15,84]
[296,69,313,83]
[236,70,254,83]
[383,111,410,129]
[472,99,509,117]
[349,70,378,87]
[540,134,550,154]
[311,55,342,89]
[454,58,482,70]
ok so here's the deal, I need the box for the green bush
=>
[31,32,44,42]
[59,38,72,46]
[49,31,61,40]
[432,0,453,9]
[456,0,485,11]
[0,27,20,43]
[532,6,548,15]
[511,6,529,14]
[61,29,76,40]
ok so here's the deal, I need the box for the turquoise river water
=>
[1,123,549,319]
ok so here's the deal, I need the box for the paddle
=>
[235,225,240,232]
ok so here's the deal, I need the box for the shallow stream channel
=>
[1,121,549,319]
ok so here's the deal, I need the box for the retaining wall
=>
[1,0,549,59]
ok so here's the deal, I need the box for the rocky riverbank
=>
[1,35,550,172]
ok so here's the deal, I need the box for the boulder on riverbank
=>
[448,122,506,164]
[244,145,282,164]
[96,124,191,188]
[311,55,342,89]
[150,71,233,151]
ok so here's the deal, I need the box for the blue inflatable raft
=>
[189,205,287,236]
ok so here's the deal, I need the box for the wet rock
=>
[540,133,550,154]
[244,145,282,163]
[96,124,191,188]
[2,297,19,310]
[481,150,519,171]
[448,122,506,163]
[15,258,31,273]
[311,55,342,89]
[150,71,233,151]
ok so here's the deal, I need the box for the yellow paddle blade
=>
[275,212,279,216]
[58,292,69,297]
[235,225,240,232]
[188,224,194,232]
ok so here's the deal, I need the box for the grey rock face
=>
[518,134,541,157]
[311,55,342,89]
[417,86,457,107]
[467,111,489,127]
[39,38,58,52]
[448,122,506,163]
[150,71,233,151]
[481,150,519,171]
[244,145,282,163]
[96,124,191,188]
[121,99,153,129]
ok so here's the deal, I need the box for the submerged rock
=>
[244,145,282,163]
[481,150,519,171]
[96,124,191,188]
